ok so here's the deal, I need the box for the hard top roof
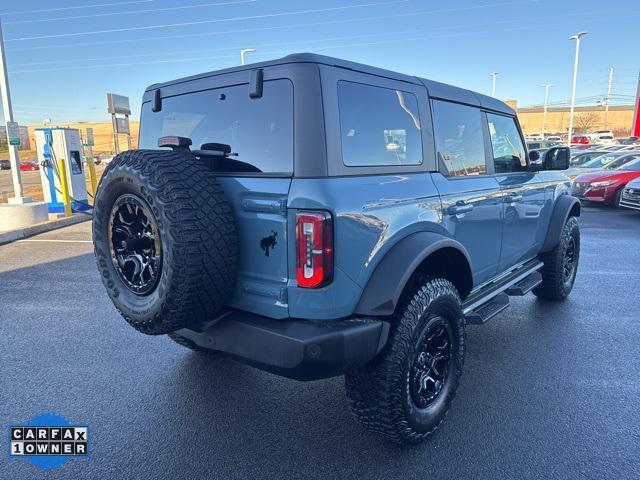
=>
[144,52,515,115]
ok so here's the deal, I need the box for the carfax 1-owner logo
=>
[8,413,90,469]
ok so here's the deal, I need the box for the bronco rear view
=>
[93,53,580,444]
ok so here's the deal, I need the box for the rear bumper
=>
[174,311,390,381]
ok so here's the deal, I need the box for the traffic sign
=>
[6,121,20,146]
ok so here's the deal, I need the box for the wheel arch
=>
[540,194,581,253]
[355,232,473,316]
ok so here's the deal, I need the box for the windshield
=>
[614,158,640,171]
[604,155,639,170]
[571,152,606,166]
[582,153,623,168]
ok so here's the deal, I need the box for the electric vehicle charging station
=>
[35,128,90,213]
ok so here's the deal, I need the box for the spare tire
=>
[92,149,237,335]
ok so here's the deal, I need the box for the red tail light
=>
[296,211,333,288]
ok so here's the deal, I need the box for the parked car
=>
[619,176,640,211]
[91,53,580,444]
[564,151,636,179]
[572,157,640,206]
[545,135,562,142]
[571,135,590,145]
[19,161,39,171]
[0,159,10,170]
[620,136,640,145]
[570,150,609,167]
[525,133,543,141]
[588,130,616,145]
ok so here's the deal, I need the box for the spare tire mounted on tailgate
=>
[92,149,237,335]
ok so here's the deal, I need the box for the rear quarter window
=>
[337,81,422,167]
[139,79,293,174]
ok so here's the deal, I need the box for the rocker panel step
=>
[465,293,510,325]
[505,271,543,296]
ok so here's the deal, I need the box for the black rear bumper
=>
[174,311,390,381]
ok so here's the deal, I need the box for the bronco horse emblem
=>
[260,230,278,257]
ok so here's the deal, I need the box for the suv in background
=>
[92,54,580,444]
[588,130,616,145]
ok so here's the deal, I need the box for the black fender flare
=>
[540,194,581,253]
[355,232,473,316]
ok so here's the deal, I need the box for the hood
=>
[625,176,640,188]
[574,170,640,184]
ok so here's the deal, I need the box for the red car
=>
[572,157,640,206]
[571,135,590,145]
[19,161,39,171]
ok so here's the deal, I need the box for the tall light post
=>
[0,19,26,202]
[567,31,588,146]
[541,83,554,138]
[240,48,256,66]
[490,72,499,97]
[604,66,614,128]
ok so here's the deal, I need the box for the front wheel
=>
[533,216,580,301]
[345,278,465,444]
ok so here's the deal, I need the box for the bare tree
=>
[573,112,599,133]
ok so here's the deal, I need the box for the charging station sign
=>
[6,121,20,146]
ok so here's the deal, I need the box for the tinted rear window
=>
[139,79,293,174]
[337,81,422,167]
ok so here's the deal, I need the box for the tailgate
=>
[218,177,291,319]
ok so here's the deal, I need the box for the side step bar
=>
[505,271,542,296]
[465,293,509,325]
[464,266,543,325]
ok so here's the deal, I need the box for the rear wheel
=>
[533,216,580,301]
[345,278,465,444]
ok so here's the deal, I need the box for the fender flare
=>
[540,194,581,253]
[355,232,472,316]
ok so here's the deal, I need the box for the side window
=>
[486,113,527,173]
[337,81,422,167]
[432,100,486,176]
[139,79,293,174]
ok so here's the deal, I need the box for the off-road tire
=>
[533,216,579,301]
[92,149,237,335]
[345,278,465,444]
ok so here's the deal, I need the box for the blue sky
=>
[1,0,638,124]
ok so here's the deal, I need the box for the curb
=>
[0,214,91,246]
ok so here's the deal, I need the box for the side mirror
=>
[529,150,540,162]
[543,147,570,170]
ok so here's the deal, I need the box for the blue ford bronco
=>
[93,54,580,444]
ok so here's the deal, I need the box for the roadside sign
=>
[6,121,20,146]
[86,128,95,146]
[115,117,130,135]
[107,93,131,115]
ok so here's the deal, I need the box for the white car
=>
[525,133,543,141]
[588,130,616,145]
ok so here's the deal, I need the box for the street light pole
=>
[0,19,26,203]
[541,83,554,138]
[604,66,614,128]
[240,48,256,66]
[567,31,588,146]
[490,72,499,97]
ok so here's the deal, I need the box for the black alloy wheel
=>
[109,194,162,296]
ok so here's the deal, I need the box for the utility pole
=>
[541,83,554,138]
[567,31,588,146]
[240,48,256,66]
[604,66,614,129]
[0,19,27,203]
[490,72,499,97]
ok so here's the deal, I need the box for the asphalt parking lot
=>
[1,206,639,479]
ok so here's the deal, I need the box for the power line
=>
[5,0,411,42]
[12,12,640,75]
[0,0,154,16]
[4,0,256,25]
[6,0,539,52]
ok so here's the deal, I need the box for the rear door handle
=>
[448,201,474,215]
[506,194,523,203]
